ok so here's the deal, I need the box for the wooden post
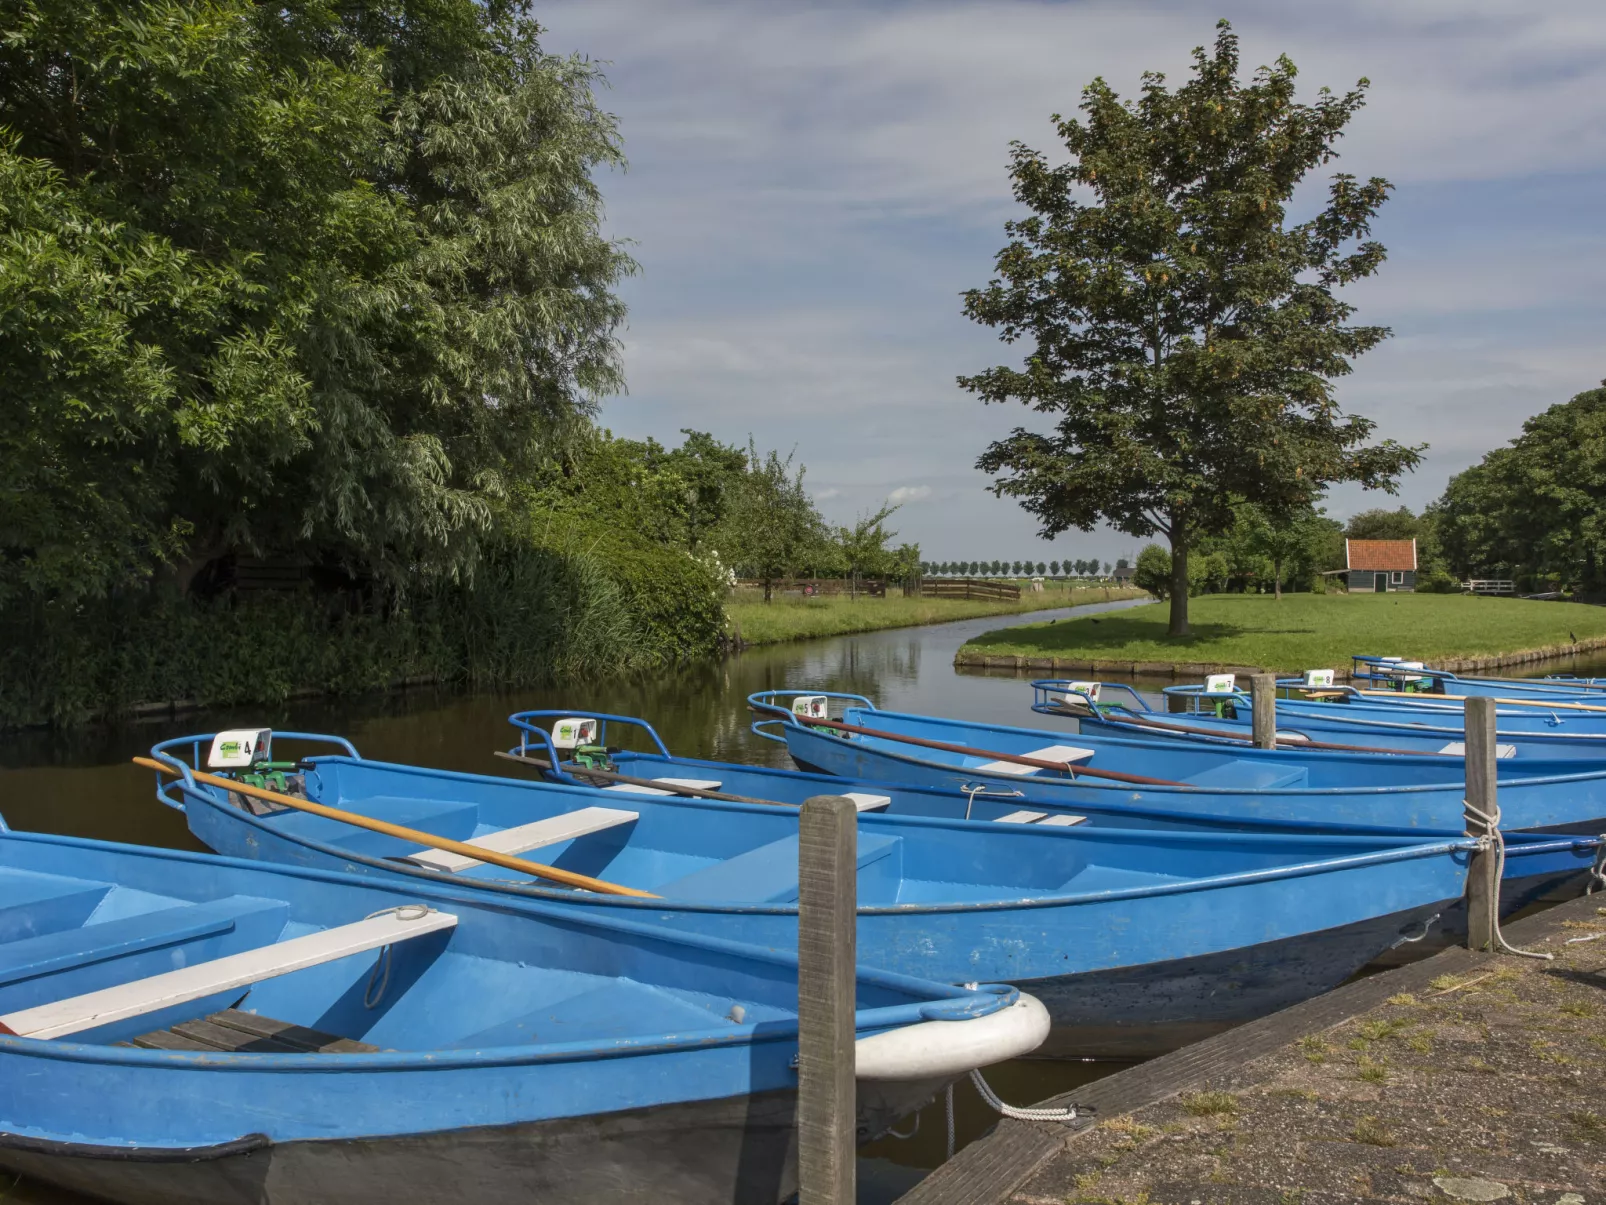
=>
[1463,696,1500,951]
[797,795,857,1205]
[1249,673,1277,750]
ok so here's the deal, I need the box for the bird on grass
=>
[1572,631,1578,644]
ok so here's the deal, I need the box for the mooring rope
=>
[967,1069,1081,1123]
[1587,838,1606,895]
[1462,802,1553,961]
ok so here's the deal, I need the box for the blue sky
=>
[538,1,1606,564]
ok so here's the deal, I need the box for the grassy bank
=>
[955,592,1606,673]
[727,585,1147,647]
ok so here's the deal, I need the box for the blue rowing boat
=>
[0,825,1034,1205]
[1351,654,1606,699]
[747,691,1606,835]
[1164,678,1606,737]
[150,731,1485,1057]
[1037,680,1606,761]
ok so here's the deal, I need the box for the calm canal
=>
[2,596,1595,1203]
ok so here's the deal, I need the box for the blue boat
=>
[1038,679,1606,761]
[0,825,1037,1205]
[1163,678,1606,738]
[150,730,1488,1057]
[1351,654,1606,699]
[747,690,1606,835]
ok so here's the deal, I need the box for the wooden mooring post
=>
[797,795,857,1204]
[1463,696,1500,951]
[1249,673,1277,750]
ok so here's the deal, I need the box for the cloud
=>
[887,485,933,505]
[538,0,1606,559]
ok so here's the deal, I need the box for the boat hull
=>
[0,1081,939,1205]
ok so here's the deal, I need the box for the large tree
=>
[0,0,631,605]
[960,22,1421,635]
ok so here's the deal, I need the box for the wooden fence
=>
[919,578,1021,603]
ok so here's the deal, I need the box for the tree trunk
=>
[764,576,773,603]
[1273,556,1283,601]
[1168,535,1190,637]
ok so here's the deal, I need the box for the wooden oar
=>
[134,757,658,899]
[752,708,1189,787]
[1358,690,1606,713]
[492,749,793,807]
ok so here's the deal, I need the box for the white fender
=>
[853,992,1050,1081]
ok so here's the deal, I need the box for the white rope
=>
[968,1068,1081,1123]
[1463,802,1553,962]
[1587,838,1606,895]
[361,904,434,1007]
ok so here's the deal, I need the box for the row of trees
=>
[1429,384,1606,595]
[921,560,1122,578]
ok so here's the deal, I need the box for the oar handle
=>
[133,757,659,899]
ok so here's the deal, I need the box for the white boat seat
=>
[995,810,1087,826]
[996,810,1049,824]
[841,792,892,812]
[602,778,723,797]
[973,745,1096,776]
[1437,742,1517,759]
[1,908,459,1040]
[403,808,639,873]
[1038,814,1087,827]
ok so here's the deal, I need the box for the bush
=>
[1413,568,1459,594]
[1132,544,1171,599]
[0,522,726,728]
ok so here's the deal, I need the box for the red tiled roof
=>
[1345,539,1417,571]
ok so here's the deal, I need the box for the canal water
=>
[3,597,1598,1203]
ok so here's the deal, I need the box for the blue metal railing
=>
[147,731,361,813]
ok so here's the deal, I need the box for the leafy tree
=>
[1038,561,1048,575]
[1432,383,1606,593]
[1344,507,1419,542]
[0,0,634,605]
[960,22,1421,637]
[1133,544,1172,599]
[719,442,827,602]
[1243,504,1329,600]
[970,561,980,575]
[1050,560,1061,576]
[836,504,900,599]
[1116,557,1131,570]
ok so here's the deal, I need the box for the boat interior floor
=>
[117,1009,380,1055]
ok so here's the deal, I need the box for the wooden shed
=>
[1345,539,1416,593]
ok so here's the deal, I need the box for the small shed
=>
[1111,566,1135,586]
[1345,539,1416,593]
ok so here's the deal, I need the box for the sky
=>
[537,0,1606,565]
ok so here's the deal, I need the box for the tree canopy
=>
[960,21,1421,636]
[0,0,633,605]
[1432,383,1606,593]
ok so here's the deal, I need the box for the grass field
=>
[727,585,1147,647]
[955,592,1606,671]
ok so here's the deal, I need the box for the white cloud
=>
[538,0,1606,558]
[887,485,933,505]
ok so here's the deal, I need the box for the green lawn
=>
[727,585,1147,647]
[955,592,1606,672]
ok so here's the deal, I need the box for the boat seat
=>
[1181,760,1310,790]
[841,792,891,812]
[603,778,722,796]
[0,896,287,991]
[657,832,901,903]
[124,1008,380,1054]
[402,807,639,873]
[1437,742,1517,759]
[0,907,459,1040]
[995,811,1088,827]
[973,745,1095,776]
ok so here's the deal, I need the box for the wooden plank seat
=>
[401,807,639,874]
[995,811,1087,827]
[0,907,458,1040]
[124,1009,379,1054]
[973,745,1096,776]
[841,792,892,812]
